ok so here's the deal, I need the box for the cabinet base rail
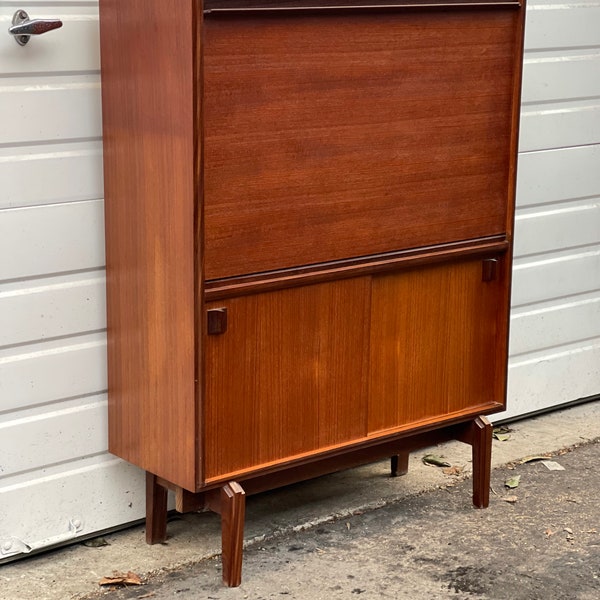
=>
[146,415,492,587]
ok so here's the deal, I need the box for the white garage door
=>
[503,0,600,420]
[0,0,598,559]
[0,1,144,560]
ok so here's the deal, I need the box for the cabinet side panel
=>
[368,259,504,433]
[100,0,198,490]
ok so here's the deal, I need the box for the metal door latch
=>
[8,9,63,46]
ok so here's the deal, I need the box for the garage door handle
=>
[9,9,63,46]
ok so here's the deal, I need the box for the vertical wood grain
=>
[219,482,246,587]
[470,416,493,508]
[100,0,199,490]
[203,278,370,479]
[368,259,506,434]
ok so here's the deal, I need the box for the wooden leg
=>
[390,452,409,477]
[471,416,492,508]
[220,482,246,587]
[206,481,246,587]
[457,416,492,509]
[145,472,168,544]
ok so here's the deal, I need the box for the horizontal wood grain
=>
[203,8,518,278]
[205,237,508,300]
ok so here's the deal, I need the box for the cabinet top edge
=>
[204,0,522,15]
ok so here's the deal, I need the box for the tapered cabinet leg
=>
[220,481,246,587]
[470,416,492,508]
[391,452,409,477]
[146,472,168,544]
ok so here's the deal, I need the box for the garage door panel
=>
[0,0,145,562]
[0,142,103,210]
[0,334,106,414]
[0,396,107,478]
[505,340,600,421]
[514,200,600,257]
[0,273,105,347]
[0,77,101,145]
[0,9,99,75]
[517,145,600,205]
[512,248,600,306]
[510,294,600,356]
[0,200,105,281]
[525,3,600,51]
[0,456,146,560]
[522,51,600,104]
[520,101,600,152]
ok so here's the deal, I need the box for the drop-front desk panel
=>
[99,0,525,586]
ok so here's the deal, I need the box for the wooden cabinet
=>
[99,0,525,586]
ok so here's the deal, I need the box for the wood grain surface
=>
[203,8,519,279]
[100,0,199,490]
[100,0,522,495]
[203,278,371,479]
[204,257,506,480]
[368,258,505,433]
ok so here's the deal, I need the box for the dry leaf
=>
[442,465,463,476]
[493,425,512,435]
[545,529,556,537]
[502,495,518,504]
[504,475,521,489]
[493,432,511,442]
[82,537,109,548]
[99,571,142,587]
[422,454,451,468]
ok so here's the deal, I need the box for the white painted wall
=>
[0,0,598,558]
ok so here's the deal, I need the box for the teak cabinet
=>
[99,0,525,586]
